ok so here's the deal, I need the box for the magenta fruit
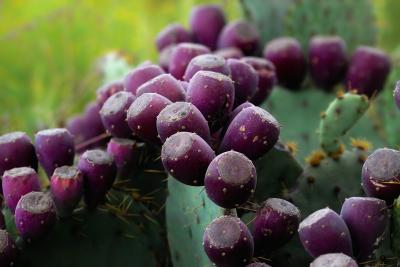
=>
[123,64,165,95]
[136,74,186,102]
[310,253,358,267]
[215,47,244,60]
[159,45,175,72]
[183,54,230,82]
[0,230,18,266]
[96,80,124,105]
[155,23,192,52]
[106,138,139,177]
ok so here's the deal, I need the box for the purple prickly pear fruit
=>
[0,212,4,229]
[263,37,307,90]
[106,138,139,177]
[217,20,260,56]
[215,47,244,60]
[127,93,172,145]
[219,106,280,160]
[340,197,388,260]
[159,45,175,72]
[361,148,400,203]
[227,59,258,106]
[169,43,210,80]
[2,167,40,214]
[252,198,300,253]
[246,264,271,267]
[157,102,210,143]
[161,132,215,186]
[0,230,18,266]
[15,191,56,241]
[394,81,400,109]
[50,166,83,217]
[183,54,230,82]
[0,131,37,176]
[309,36,348,90]
[180,80,189,91]
[136,74,186,102]
[205,151,256,208]
[123,64,165,95]
[189,4,226,50]
[241,57,277,105]
[155,23,192,52]
[310,253,358,267]
[298,208,353,258]
[229,102,255,123]
[100,91,135,138]
[96,80,124,105]
[186,71,235,132]
[35,128,75,178]
[345,46,391,97]
[203,215,254,267]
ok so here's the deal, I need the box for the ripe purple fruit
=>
[203,215,254,267]
[310,253,358,267]
[96,80,124,105]
[205,151,256,208]
[229,102,255,123]
[0,230,18,266]
[155,23,192,52]
[219,106,280,160]
[394,81,400,109]
[136,74,186,102]
[263,37,306,89]
[183,54,230,82]
[215,47,244,60]
[35,128,74,178]
[107,138,139,177]
[123,64,165,95]
[252,198,300,253]
[50,166,84,217]
[15,191,56,240]
[159,45,175,72]
[2,167,41,214]
[218,20,260,55]
[161,132,215,186]
[298,208,353,258]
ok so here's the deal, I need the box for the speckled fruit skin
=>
[263,37,307,90]
[340,197,388,260]
[78,149,117,209]
[203,215,254,267]
[159,45,175,72]
[136,74,186,102]
[50,166,84,218]
[252,198,300,253]
[309,36,348,90]
[217,20,260,56]
[186,71,235,132]
[205,151,256,209]
[155,23,192,52]
[127,93,172,145]
[2,167,41,214]
[0,230,18,266]
[189,4,225,50]
[161,132,215,186]
[298,208,353,258]
[156,102,210,143]
[106,138,139,177]
[35,128,75,178]
[168,43,210,80]
[96,80,124,105]
[310,253,358,267]
[214,47,244,60]
[361,148,400,204]
[246,263,271,267]
[15,191,56,241]
[0,131,38,176]
[100,91,136,138]
[345,46,391,97]
[394,81,400,109]
[123,64,165,95]
[183,54,230,82]
[219,106,280,160]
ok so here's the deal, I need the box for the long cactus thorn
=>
[305,150,326,167]
[350,138,372,151]
[286,141,298,156]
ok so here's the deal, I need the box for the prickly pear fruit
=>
[310,253,358,267]
[106,138,138,177]
[136,73,186,102]
[155,23,192,52]
[215,47,244,60]
[159,45,175,72]
[0,230,18,266]
[123,64,165,95]
[183,54,230,82]
[96,80,124,105]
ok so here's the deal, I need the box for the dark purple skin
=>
[100,91,136,138]
[161,132,215,186]
[159,45,175,72]
[227,58,258,106]
[219,106,280,160]
[15,191,56,241]
[309,36,347,90]
[0,230,18,266]
[203,215,254,267]
[168,42,210,80]
[183,54,230,82]
[106,138,139,178]
[2,167,41,214]
[310,253,358,267]
[298,208,353,258]
[394,81,400,109]
[246,264,271,267]
[156,102,211,143]
[0,131,38,176]
[229,102,255,124]
[345,46,391,97]
[252,198,300,253]
[155,23,192,52]
[96,80,124,105]
[123,64,165,95]
[215,47,244,60]
[189,4,226,50]
[186,71,235,132]
[217,20,260,56]
[50,166,84,217]
[127,93,172,145]
[340,197,388,260]
[0,212,4,229]
[362,148,400,204]
[35,128,75,178]
[78,149,117,209]
[205,151,256,208]
[263,37,307,90]
[241,57,277,105]
[136,74,186,102]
